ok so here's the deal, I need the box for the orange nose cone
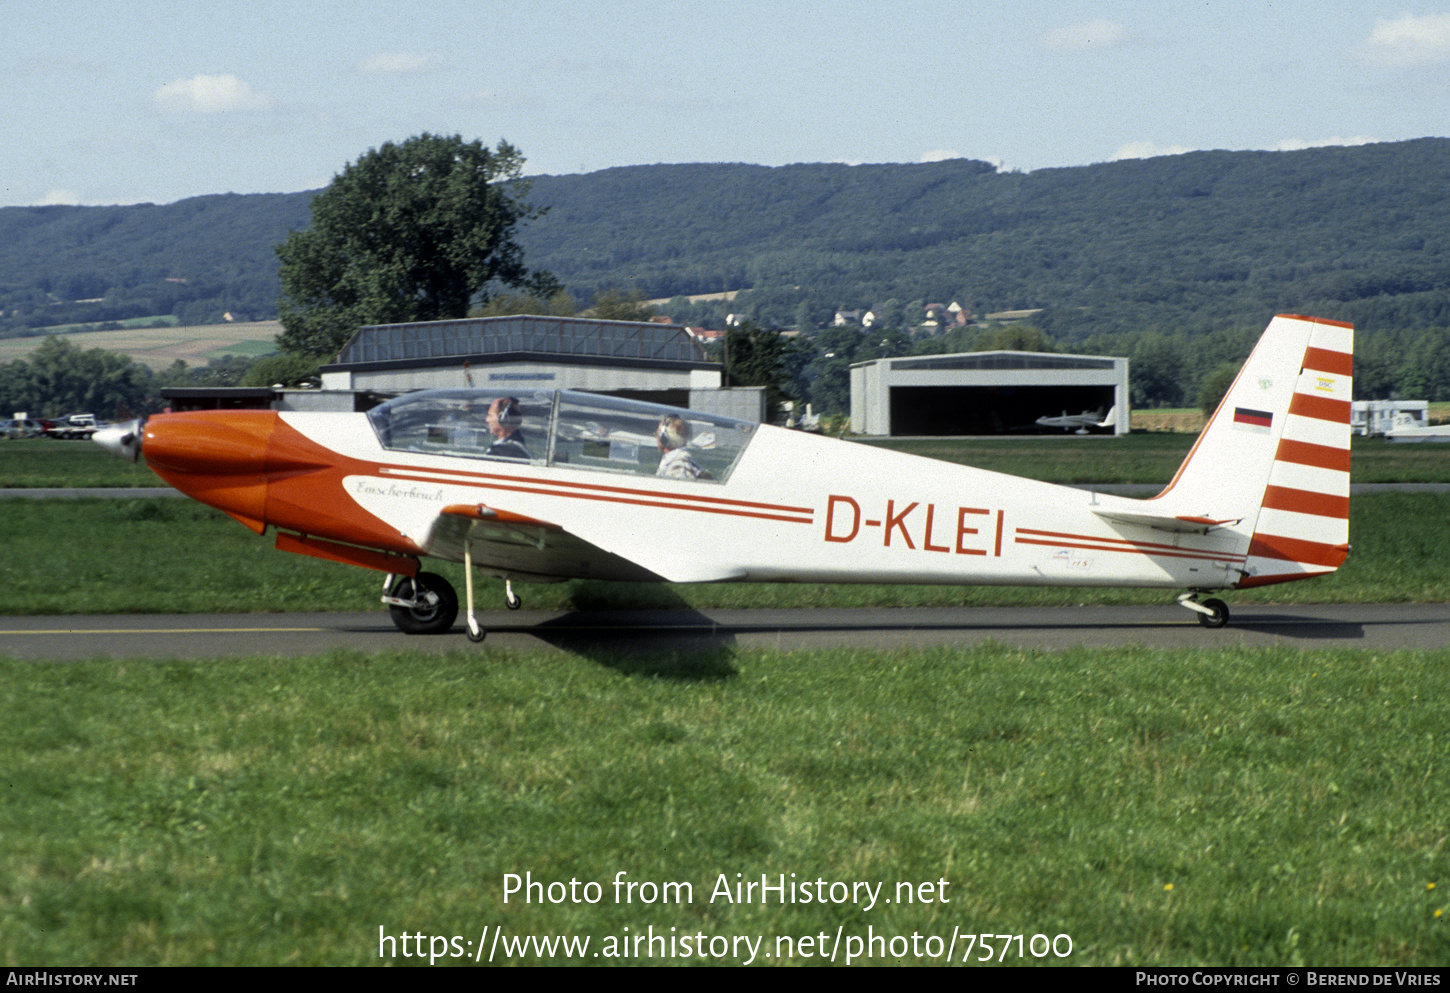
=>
[144,411,277,533]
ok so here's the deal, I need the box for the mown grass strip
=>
[3,644,1446,966]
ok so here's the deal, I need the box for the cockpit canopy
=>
[366,389,757,483]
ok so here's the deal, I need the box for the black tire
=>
[1197,598,1229,628]
[388,572,459,634]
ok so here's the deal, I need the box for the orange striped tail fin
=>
[1152,314,1352,589]
[1240,316,1353,587]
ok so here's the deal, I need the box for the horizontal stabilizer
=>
[1091,507,1241,534]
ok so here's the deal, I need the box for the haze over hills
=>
[1,138,1447,344]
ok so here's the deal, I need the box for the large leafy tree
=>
[0,337,155,417]
[723,321,800,418]
[275,134,559,357]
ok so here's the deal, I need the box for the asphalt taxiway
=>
[3,603,1448,661]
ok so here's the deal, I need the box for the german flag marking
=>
[1234,407,1273,429]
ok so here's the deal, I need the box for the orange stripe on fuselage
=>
[391,471,815,525]
[1014,527,1246,565]
[379,465,813,519]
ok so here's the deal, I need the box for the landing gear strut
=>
[1178,592,1229,628]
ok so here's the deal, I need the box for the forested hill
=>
[2,138,1448,341]
[521,138,1450,339]
[0,192,312,331]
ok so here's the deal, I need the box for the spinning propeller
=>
[92,417,145,462]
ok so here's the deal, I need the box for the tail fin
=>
[1154,314,1353,587]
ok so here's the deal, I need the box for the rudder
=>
[1241,316,1353,586]
[1153,314,1353,588]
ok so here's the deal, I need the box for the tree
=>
[1197,362,1240,416]
[9,337,155,417]
[586,288,656,322]
[240,352,323,388]
[723,321,796,418]
[471,289,577,318]
[804,325,865,416]
[275,134,559,357]
[972,323,1059,353]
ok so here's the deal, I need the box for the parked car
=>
[3,418,45,439]
[41,413,104,439]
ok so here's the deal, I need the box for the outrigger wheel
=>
[387,572,459,634]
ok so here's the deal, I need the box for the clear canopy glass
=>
[366,389,756,483]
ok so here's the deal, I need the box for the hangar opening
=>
[889,385,1117,435]
[851,351,1129,437]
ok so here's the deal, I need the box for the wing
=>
[424,503,746,584]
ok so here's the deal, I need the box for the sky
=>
[5,0,1449,208]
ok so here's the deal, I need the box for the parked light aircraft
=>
[93,314,1352,639]
[1384,411,1450,443]
[1035,405,1118,433]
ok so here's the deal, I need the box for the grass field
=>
[0,321,282,370]
[3,644,1446,966]
[863,433,1450,484]
[0,438,159,488]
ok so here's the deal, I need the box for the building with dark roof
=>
[312,314,760,420]
[319,315,724,410]
[164,316,763,420]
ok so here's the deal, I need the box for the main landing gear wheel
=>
[1197,598,1229,629]
[505,580,522,610]
[1178,592,1230,628]
[387,572,459,634]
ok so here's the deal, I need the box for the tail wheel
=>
[388,572,459,634]
[1197,598,1229,628]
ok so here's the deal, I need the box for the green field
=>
[864,433,1450,484]
[4,644,1447,966]
[0,438,158,488]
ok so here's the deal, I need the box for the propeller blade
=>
[92,417,145,463]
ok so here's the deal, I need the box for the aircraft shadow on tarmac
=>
[1216,614,1365,639]
[500,583,741,680]
[437,604,1374,660]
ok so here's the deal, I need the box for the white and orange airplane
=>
[95,314,1352,641]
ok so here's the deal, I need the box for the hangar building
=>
[306,314,760,421]
[850,350,1130,436]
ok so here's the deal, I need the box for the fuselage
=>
[139,394,1250,592]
